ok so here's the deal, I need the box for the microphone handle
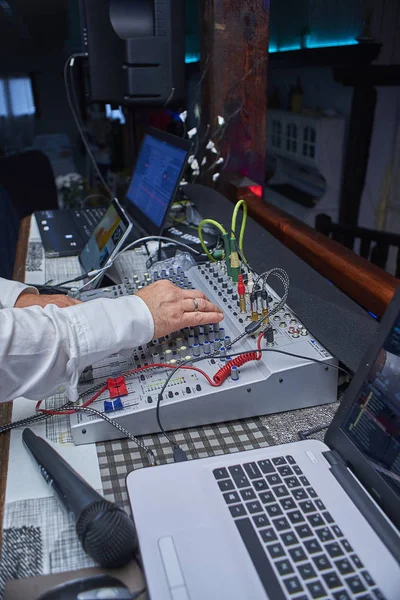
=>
[22,428,104,519]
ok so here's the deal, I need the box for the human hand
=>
[135,280,224,339]
[14,293,82,309]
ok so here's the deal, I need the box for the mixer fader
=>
[70,262,338,444]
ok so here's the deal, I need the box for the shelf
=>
[269,42,381,70]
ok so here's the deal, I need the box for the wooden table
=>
[0,216,31,549]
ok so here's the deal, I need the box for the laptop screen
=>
[342,317,400,499]
[125,129,190,236]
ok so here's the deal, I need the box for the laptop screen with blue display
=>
[125,128,191,236]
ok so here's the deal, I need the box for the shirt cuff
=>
[2,281,38,309]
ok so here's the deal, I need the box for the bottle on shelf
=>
[291,77,304,113]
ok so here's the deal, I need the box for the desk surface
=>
[0,197,373,595]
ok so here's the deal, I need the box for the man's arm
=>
[0,276,79,309]
[0,280,223,403]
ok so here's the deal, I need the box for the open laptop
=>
[127,289,400,599]
[34,128,191,257]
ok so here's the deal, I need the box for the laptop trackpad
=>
[156,527,265,600]
[158,536,188,599]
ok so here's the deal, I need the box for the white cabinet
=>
[266,110,346,226]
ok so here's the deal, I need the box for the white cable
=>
[116,236,201,258]
[75,236,202,292]
[64,54,113,198]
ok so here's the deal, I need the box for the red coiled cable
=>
[213,352,261,384]
[213,332,264,385]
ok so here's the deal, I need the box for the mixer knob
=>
[279,322,287,328]
[180,345,188,358]
[176,337,184,348]
[290,319,297,325]
[273,315,280,321]
[214,338,221,350]
[284,313,291,319]
[222,282,227,289]
[223,298,227,303]
[203,341,211,355]
[218,277,223,283]
[301,329,308,336]
[213,323,219,333]
[208,330,215,342]
[164,349,173,361]
[218,291,222,297]
[227,288,233,294]
[231,294,238,301]
[219,327,225,339]
[292,330,299,338]
[193,343,201,357]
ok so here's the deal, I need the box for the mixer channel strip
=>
[69,263,338,445]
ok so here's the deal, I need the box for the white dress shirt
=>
[0,278,154,402]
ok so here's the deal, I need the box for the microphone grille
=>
[76,500,138,568]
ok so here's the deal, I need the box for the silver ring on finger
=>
[193,298,199,312]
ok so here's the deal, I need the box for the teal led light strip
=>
[269,39,358,53]
[185,39,358,63]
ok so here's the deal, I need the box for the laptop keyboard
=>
[213,455,385,600]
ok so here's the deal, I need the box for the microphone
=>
[22,428,138,568]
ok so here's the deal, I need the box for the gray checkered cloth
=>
[98,400,339,513]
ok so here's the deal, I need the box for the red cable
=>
[37,333,266,415]
[213,333,264,385]
[37,384,108,415]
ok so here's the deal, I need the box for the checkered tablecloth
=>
[98,399,340,513]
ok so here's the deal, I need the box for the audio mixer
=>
[68,262,338,445]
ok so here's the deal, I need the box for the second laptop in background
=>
[34,127,192,258]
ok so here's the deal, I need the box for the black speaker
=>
[80,0,185,107]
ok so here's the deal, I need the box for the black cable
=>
[131,587,147,600]
[55,273,91,287]
[156,346,352,450]
[298,423,331,441]
[64,54,113,197]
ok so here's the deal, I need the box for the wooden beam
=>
[339,85,377,227]
[227,185,399,318]
[199,0,269,189]
[0,217,30,550]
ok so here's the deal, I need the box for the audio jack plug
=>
[238,274,246,313]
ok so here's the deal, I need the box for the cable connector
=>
[247,272,254,295]
[238,274,246,313]
[245,320,263,335]
[173,446,188,462]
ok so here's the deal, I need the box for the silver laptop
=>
[127,288,400,599]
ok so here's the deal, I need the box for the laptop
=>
[34,127,192,257]
[127,289,400,599]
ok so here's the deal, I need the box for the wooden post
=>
[199,0,269,193]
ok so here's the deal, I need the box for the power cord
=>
[64,53,113,198]
[298,423,331,441]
